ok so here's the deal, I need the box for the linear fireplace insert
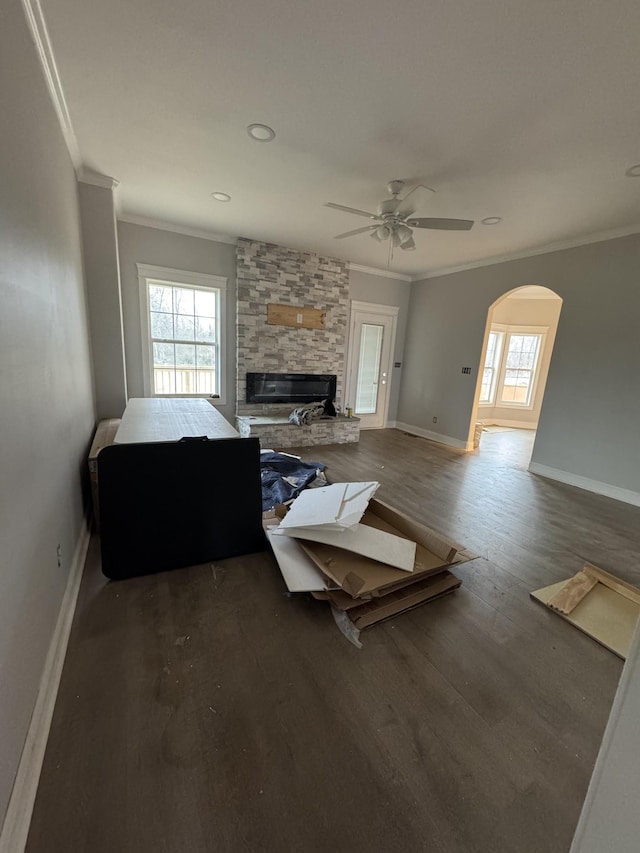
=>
[246,372,337,404]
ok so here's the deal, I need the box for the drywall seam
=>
[394,421,467,450]
[0,521,90,853]
[528,462,640,508]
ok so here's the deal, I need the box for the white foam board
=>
[278,483,348,529]
[275,522,417,572]
[336,482,379,528]
[266,528,328,592]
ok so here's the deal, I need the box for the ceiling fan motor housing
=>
[387,179,405,196]
[378,198,399,216]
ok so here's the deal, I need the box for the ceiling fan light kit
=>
[326,179,475,253]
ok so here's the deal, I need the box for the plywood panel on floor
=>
[532,580,639,658]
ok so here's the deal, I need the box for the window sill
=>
[151,394,227,406]
[494,403,535,411]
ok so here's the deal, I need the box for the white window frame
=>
[137,263,227,403]
[478,326,505,405]
[479,323,548,410]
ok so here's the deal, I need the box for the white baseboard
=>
[385,420,397,429]
[529,462,640,508]
[0,520,91,853]
[480,418,538,430]
[395,421,467,450]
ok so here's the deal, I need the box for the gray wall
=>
[0,0,94,826]
[117,222,237,422]
[79,182,127,419]
[399,234,640,494]
[348,269,411,424]
[477,295,562,427]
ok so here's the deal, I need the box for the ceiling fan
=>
[325,180,474,252]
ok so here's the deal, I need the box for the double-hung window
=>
[137,264,227,401]
[480,324,547,408]
[479,329,504,404]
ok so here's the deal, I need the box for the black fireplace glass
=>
[246,372,337,404]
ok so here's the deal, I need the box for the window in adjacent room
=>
[480,324,546,408]
[479,329,504,404]
[137,264,227,401]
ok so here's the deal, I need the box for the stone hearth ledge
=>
[236,414,360,449]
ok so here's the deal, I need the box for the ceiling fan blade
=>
[407,217,474,231]
[333,225,377,239]
[325,202,380,220]
[394,184,435,217]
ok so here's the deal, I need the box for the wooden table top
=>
[114,397,239,443]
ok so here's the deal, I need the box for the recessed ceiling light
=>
[625,164,640,177]
[247,123,276,142]
[211,191,231,202]
[482,216,502,225]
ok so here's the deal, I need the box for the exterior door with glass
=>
[345,302,398,429]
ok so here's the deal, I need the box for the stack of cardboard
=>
[265,482,475,635]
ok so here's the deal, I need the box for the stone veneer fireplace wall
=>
[236,238,350,416]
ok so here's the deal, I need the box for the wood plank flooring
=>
[27,428,640,853]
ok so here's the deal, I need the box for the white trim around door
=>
[345,301,399,429]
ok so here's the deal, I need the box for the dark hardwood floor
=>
[27,428,640,853]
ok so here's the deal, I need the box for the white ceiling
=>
[41,0,640,278]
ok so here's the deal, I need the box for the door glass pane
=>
[355,324,383,414]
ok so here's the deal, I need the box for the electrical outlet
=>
[433,416,438,424]
[56,544,62,569]
[461,366,472,374]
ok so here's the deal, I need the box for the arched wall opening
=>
[466,285,563,458]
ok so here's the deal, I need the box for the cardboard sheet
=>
[345,571,462,629]
[296,498,471,599]
[276,522,417,572]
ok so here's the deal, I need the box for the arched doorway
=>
[467,285,563,463]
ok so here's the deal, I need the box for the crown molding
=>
[348,262,412,282]
[412,222,640,281]
[117,214,237,245]
[77,169,120,190]
[20,0,81,170]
